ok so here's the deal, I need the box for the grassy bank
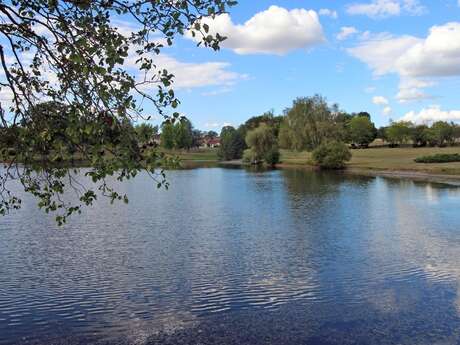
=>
[279,147,460,176]
[162,148,219,162]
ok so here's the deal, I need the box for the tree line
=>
[216,95,460,168]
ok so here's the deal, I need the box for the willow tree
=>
[0,0,236,224]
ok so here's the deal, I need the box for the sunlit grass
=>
[280,146,460,175]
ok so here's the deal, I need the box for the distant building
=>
[207,137,221,148]
[200,136,221,148]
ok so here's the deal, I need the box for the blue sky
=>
[1,1,459,131]
[152,0,460,131]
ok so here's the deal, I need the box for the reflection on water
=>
[1,168,460,344]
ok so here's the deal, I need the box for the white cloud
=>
[187,6,325,55]
[346,0,426,18]
[383,106,393,115]
[319,8,338,19]
[0,87,14,108]
[156,56,243,89]
[348,34,421,75]
[397,22,460,78]
[348,22,460,102]
[201,87,232,97]
[396,78,435,102]
[400,106,460,123]
[372,95,389,105]
[124,51,245,90]
[337,26,359,40]
[204,121,233,129]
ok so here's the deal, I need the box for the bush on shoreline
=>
[312,141,352,169]
[414,153,460,164]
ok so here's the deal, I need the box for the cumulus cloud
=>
[337,26,359,40]
[348,34,421,75]
[383,106,393,115]
[400,106,460,123]
[155,56,244,89]
[187,6,325,55]
[319,8,338,19]
[348,22,460,102]
[123,50,245,90]
[372,95,389,105]
[346,0,426,18]
[396,78,435,102]
[397,22,460,78]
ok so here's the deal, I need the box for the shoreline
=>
[345,168,460,186]
[275,163,460,186]
[218,160,460,185]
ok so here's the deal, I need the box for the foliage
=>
[263,149,280,166]
[160,122,175,150]
[348,116,377,147]
[245,124,279,165]
[278,95,345,151]
[173,118,193,149]
[312,141,352,169]
[206,131,219,139]
[135,123,158,144]
[411,125,430,147]
[238,111,283,140]
[0,0,236,223]
[415,153,460,163]
[160,118,193,150]
[218,126,245,161]
[242,148,257,164]
[385,121,413,146]
[430,121,455,147]
[376,126,387,141]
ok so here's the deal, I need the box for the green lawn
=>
[280,147,460,175]
[162,148,219,162]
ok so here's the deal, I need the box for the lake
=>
[1,167,460,344]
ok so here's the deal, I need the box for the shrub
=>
[245,124,279,165]
[312,141,352,169]
[414,153,460,163]
[242,148,257,164]
[264,149,280,166]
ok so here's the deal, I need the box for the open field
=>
[162,148,219,162]
[279,147,460,176]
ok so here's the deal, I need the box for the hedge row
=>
[414,153,460,163]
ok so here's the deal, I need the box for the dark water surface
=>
[2,167,460,344]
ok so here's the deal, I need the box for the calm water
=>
[1,167,460,344]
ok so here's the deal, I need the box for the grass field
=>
[279,146,460,176]
[162,148,219,162]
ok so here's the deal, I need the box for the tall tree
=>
[278,95,345,151]
[244,124,279,165]
[0,0,236,223]
[174,118,193,149]
[431,121,455,147]
[218,125,244,161]
[386,121,413,146]
[135,123,158,144]
[347,116,377,148]
[160,122,175,150]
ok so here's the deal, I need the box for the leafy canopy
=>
[244,124,279,166]
[312,141,352,169]
[0,0,237,224]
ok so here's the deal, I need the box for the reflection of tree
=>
[281,168,374,197]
